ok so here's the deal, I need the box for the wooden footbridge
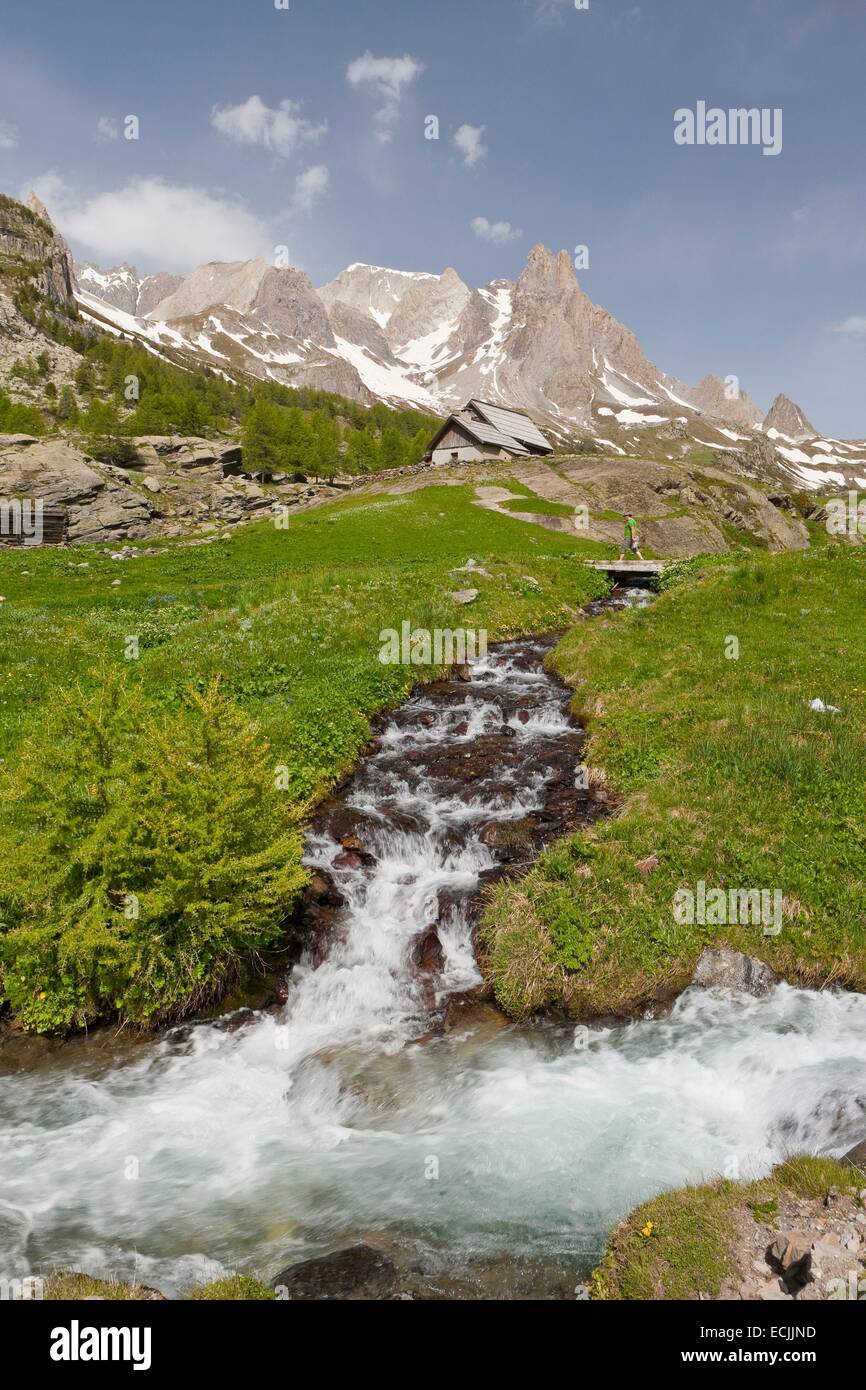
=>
[586,560,666,582]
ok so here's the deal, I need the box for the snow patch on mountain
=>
[330,336,439,407]
[394,317,462,370]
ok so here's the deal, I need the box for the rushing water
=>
[2,615,865,1298]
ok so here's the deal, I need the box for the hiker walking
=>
[618,514,643,561]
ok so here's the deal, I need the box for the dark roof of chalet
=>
[427,401,551,458]
[466,400,553,454]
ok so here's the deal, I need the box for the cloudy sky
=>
[1,0,865,433]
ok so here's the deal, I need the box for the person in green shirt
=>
[618,514,644,561]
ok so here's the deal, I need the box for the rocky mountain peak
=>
[26,192,54,227]
[252,266,335,346]
[516,247,583,311]
[146,258,270,321]
[0,190,76,311]
[75,261,185,319]
[681,374,764,430]
[387,267,470,352]
[763,393,816,442]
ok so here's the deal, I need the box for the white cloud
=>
[0,120,19,150]
[346,52,424,144]
[291,164,329,214]
[832,316,866,334]
[210,95,327,159]
[26,174,268,271]
[472,215,523,244]
[454,124,487,168]
[95,116,119,144]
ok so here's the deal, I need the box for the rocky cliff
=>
[0,193,76,311]
[0,194,85,401]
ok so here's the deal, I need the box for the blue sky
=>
[1,0,865,433]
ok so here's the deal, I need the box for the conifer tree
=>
[81,397,138,465]
[242,399,283,477]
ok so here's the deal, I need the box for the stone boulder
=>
[0,438,103,507]
[840,1137,866,1169]
[692,948,779,998]
[478,817,537,863]
[67,493,155,543]
[177,445,219,470]
[412,927,444,973]
[0,438,156,543]
[767,1231,812,1288]
[0,433,40,448]
[272,1245,398,1300]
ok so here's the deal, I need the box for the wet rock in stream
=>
[299,632,600,1017]
[273,1244,399,1300]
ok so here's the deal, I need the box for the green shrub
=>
[650,556,701,592]
[0,385,45,435]
[532,883,594,970]
[0,676,307,1032]
[80,398,139,466]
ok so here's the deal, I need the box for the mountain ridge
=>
[71,241,866,494]
[8,190,862,492]
[71,241,801,436]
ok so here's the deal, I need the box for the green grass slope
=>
[481,548,866,1016]
[0,486,607,1030]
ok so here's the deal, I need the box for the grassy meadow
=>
[481,546,866,1016]
[0,485,608,1030]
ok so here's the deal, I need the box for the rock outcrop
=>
[0,194,86,404]
[272,1244,399,1300]
[11,194,77,311]
[0,295,83,403]
[692,947,779,997]
[0,436,155,542]
[0,433,352,545]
